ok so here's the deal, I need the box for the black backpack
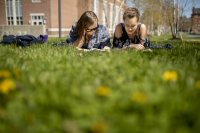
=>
[16,35,40,47]
[1,35,17,44]
[1,35,44,47]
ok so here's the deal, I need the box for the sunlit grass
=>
[0,38,200,133]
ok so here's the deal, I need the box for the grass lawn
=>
[0,37,200,133]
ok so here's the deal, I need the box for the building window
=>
[6,0,23,25]
[93,0,98,17]
[32,0,41,3]
[30,13,44,25]
[109,3,113,29]
[102,0,107,26]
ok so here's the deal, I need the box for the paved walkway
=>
[187,34,200,38]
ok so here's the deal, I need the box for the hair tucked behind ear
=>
[75,11,98,40]
[123,7,140,21]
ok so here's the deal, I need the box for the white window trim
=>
[30,13,45,16]
[12,0,17,25]
[30,13,45,25]
[32,0,41,3]
[5,0,23,25]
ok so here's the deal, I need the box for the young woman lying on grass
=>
[113,7,150,50]
[66,11,111,52]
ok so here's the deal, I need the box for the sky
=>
[184,0,200,17]
[126,0,200,18]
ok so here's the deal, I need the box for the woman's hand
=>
[129,44,145,50]
[76,47,90,52]
[103,46,111,52]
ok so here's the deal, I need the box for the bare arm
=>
[139,24,147,45]
[114,24,123,38]
[128,24,147,50]
[73,30,86,49]
[73,36,84,48]
[113,24,124,48]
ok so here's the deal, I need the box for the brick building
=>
[191,7,200,34]
[179,17,191,32]
[0,0,126,37]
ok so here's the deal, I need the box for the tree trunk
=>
[113,0,125,31]
[172,0,177,39]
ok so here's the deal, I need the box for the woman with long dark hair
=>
[66,11,111,51]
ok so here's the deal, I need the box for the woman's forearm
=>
[73,36,85,48]
[128,44,145,50]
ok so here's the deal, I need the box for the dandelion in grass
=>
[194,80,200,89]
[91,121,107,133]
[131,91,147,104]
[162,70,178,82]
[13,68,21,79]
[79,53,83,57]
[0,79,16,94]
[0,70,11,79]
[96,86,111,97]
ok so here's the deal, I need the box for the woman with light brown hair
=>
[66,11,111,51]
[113,7,150,50]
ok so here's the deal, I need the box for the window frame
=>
[32,0,41,3]
[6,0,23,25]
[30,13,45,25]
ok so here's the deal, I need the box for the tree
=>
[162,0,197,39]
[112,0,126,30]
[130,0,166,36]
[129,0,198,39]
[102,0,126,32]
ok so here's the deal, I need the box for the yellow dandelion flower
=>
[0,70,11,79]
[96,86,111,97]
[91,121,107,133]
[194,80,200,89]
[131,91,147,104]
[162,70,178,81]
[13,68,21,79]
[79,53,83,57]
[0,79,16,94]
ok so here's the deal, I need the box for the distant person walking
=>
[113,7,149,50]
[66,11,111,51]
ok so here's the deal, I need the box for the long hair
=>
[74,11,98,40]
